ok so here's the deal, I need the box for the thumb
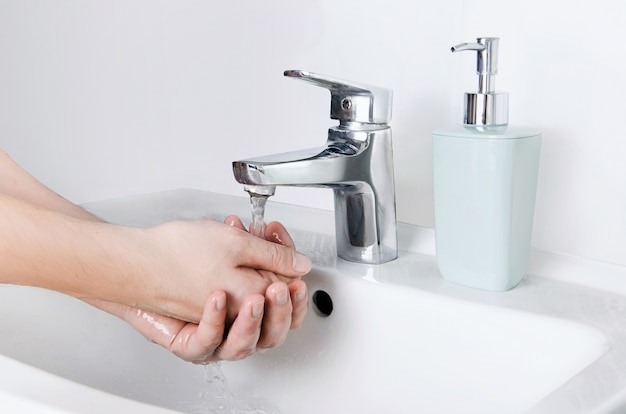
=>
[238,236,312,277]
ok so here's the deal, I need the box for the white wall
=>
[0,0,624,267]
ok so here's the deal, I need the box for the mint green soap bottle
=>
[432,37,541,291]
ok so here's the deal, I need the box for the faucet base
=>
[334,187,397,264]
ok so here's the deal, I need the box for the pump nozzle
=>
[451,37,508,126]
[452,38,499,94]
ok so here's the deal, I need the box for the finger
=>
[224,215,247,231]
[236,236,312,278]
[118,305,183,347]
[248,222,268,239]
[185,291,228,363]
[289,280,308,330]
[215,295,264,361]
[225,214,272,241]
[256,282,293,350]
[264,221,295,248]
[226,215,310,276]
[169,291,227,364]
[224,216,294,249]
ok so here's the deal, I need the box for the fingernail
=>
[271,231,284,245]
[295,285,308,303]
[292,251,312,273]
[213,292,226,312]
[251,300,264,320]
[274,284,289,305]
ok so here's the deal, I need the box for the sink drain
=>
[312,290,333,317]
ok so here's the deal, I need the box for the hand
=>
[87,216,309,363]
[224,215,309,341]
[95,285,304,363]
[132,216,311,325]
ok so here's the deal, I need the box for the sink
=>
[1,189,624,414]
[222,268,605,413]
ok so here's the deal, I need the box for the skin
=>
[0,149,310,363]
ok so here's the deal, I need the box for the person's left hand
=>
[90,287,290,363]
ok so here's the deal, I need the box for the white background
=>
[0,0,624,267]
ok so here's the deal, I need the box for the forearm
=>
[0,150,201,321]
[0,193,149,304]
[0,149,140,323]
[0,149,99,222]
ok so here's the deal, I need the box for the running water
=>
[249,194,270,238]
[186,363,280,414]
[183,185,280,413]
[245,186,276,238]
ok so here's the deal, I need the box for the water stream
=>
[249,194,270,238]
[185,363,279,414]
[185,186,279,413]
[245,186,276,239]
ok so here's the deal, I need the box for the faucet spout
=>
[233,145,332,187]
[233,125,397,264]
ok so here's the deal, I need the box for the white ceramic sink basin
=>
[1,189,625,414]
[222,269,604,414]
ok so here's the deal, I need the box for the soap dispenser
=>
[432,37,541,291]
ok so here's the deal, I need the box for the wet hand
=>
[134,217,311,325]
[89,277,305,363]
[224,215,309,338]
[119,288,293,363]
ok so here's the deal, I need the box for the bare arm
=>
[0,192,147,300]
[0,150,98,221]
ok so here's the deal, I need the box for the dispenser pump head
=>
[452,37,509,126]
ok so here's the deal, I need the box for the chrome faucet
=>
[232,70,397,264]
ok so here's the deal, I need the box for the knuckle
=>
[258,329,288,349]
[259,338,283,350]
[268,244,288,273]
[229,347,256,361]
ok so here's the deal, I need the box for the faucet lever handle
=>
[284,70,392,125]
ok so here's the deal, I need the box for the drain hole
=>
[312,290,333,317]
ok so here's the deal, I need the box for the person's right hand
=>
[116,216,310,327]
[224,216,309,342]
